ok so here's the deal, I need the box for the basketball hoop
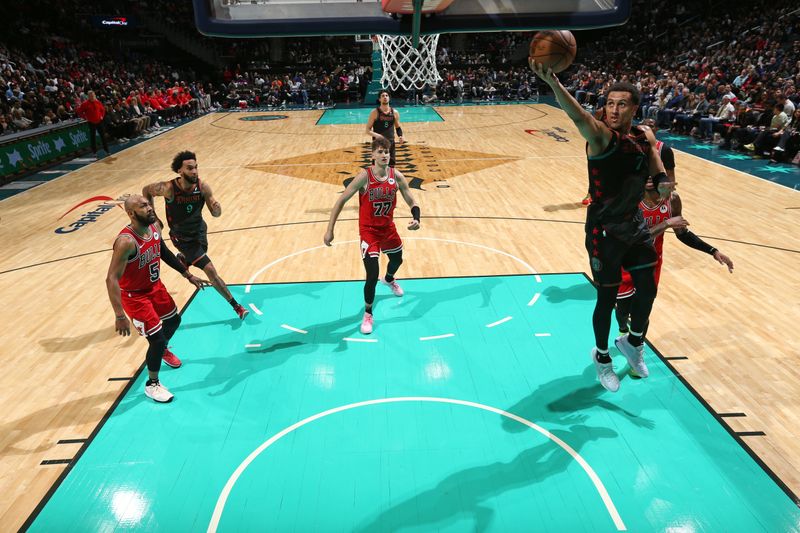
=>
[376,33,442,91]
[377,0,451,91]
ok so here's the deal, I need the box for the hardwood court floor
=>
[1,104,799,528]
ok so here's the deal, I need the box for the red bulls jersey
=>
[641,195,673,256]
[118,224,162,292]
[359,167,398,231]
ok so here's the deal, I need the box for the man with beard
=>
[530,60,674,393]
[143,151,249,320]
[106,195,207,402]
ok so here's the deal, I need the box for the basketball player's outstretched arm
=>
[201,181,222,217]
[641,126,673,197]
[528,61,610,155]
[142,180,174,206]
[324,170,369,246]
[395,171,420,230]
[668,194,734,273]
[106,235,136,336]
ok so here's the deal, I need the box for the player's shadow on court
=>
[0,391,136,455]
[386,277,503,322]
[178,317,246,333]
[172,312,363,397]
[542,282,595,303]
[355,424,617,533]
[542,202,587,212]
[40,327,132,352]
[502,365,655,431]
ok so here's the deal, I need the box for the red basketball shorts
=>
[359,224,403,259]
[618,256,664,299]
[121,279,178,337]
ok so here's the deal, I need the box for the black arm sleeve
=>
[161,239,189,275]
[676,230,716,255]
[660,145,675,171]
[411,205,420,221]
[396,127,403,137]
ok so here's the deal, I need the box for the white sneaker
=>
[360,312,374,335]
[381,276,404,296]
[144,380,174,403]
[592,348,620,392]
[615,334,649,378]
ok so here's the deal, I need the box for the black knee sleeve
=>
[146,330,167,372]
[363,256,379,304]
[161,314,181,342]
[386,249,403,274]
[615,296,633,332]
[629,268,657,335]
[592,285,618,350]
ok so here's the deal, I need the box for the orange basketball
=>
[529,30,577,73]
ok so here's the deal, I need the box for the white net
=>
[376,34,442,91]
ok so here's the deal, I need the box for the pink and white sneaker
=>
[381,276,404,297]
[360,312,374,335]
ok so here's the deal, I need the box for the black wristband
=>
[396,127,403,137]
[411,206,420,222]
[652,171,668,187]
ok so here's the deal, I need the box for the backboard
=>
[193,0,632,38]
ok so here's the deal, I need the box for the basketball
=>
[529,30,577,73]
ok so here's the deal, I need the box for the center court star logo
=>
[54,137,66,151]
[245,143,520,188]
[7,149,23,167]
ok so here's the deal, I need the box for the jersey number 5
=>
[148,262,160,282]
[372,201,392,217]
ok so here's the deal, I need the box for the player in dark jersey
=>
[616,119,734,338]
[531,61,675,393]
[106,194,207,403]
[366,90,405,167]
[324,137,420,335]
[143,151,249,320]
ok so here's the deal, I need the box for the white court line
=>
[534,333,551,337]
[248,303,263,315]
[245,237,543,294]
[486,316,513,328]
[206,397,626,532]
[528,292,541,307]
[343,337,378,343]
[280,324,308,334]
[244,344,262,349]
[420,333,455,341]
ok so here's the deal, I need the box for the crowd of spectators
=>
[0,0,216,142]
[217,62,371,109]
[4,0,799,166]
[561,0,800,164]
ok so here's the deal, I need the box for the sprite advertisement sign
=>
[0,122,90,180]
